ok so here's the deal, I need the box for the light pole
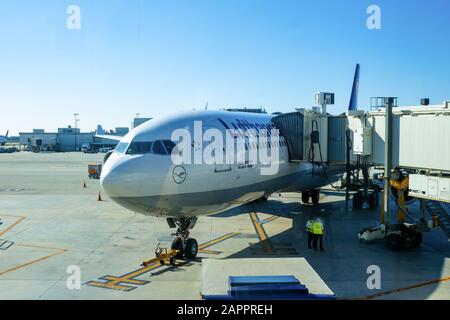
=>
[133,113,140,129]
[74,113,79,151]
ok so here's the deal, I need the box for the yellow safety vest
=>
[313,222,324,235]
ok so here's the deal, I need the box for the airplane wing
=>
[95,135,123,141]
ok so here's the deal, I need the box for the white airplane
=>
[0,130,9,146]
[101,65,360,259]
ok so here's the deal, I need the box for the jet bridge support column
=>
[345,129,351,213]
[382,98,394,225]
[419,199,426,223]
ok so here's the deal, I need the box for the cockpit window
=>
[162,140,176,155]
[115,142,129,154]
[126,141,153,155]
[152,140,167,155]
[117,139,174,155]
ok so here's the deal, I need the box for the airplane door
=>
[201,124,232,173]
[215,155,231,172]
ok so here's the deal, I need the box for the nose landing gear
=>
[168,217,198,260]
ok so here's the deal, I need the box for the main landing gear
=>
[301,189,320,205]
[167,217,199,260]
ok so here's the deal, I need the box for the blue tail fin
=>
[348,64,360,111]
[96,125,105,135]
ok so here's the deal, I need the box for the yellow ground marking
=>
[0,214,68,277]
[0,214,26,237]
[248,211,297,255]
[86,263,158,291]
[249,211,274,254]
[249,212,268,241]
[15,243,68,252]
[103,276,148,285]
[87,282,136,291]
[0,247,67,277]
[198,249,221,255]
[86,232,240,291]
[198,232,239,254]
[360,276,450,300]
[260,215,279,224]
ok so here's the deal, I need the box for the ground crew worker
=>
[306,218,314,249]
[312,219,324,251]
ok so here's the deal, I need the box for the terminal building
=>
[132,117,152,129]
[19,126,129,152]
[19,116,153,152]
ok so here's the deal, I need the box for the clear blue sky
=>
[1,0,449,135]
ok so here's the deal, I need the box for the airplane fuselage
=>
[101,110,343,218]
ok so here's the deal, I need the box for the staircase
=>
[425,201,450,238]
[203,275,335,300]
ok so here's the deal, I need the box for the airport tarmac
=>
[0,152,449,300]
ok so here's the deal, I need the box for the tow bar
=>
[141,243,180,267]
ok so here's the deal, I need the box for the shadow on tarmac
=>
[212,190,450,299]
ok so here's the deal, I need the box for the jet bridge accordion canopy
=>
[272,111,330,163]
[271,112,304,162]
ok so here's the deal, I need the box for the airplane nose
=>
[100,158,143,197]
[100,169,122,197]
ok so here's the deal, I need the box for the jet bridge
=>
[272,101,450,192]
[273,100,450,247]
[272,108,329,163]
[350,103,450,173]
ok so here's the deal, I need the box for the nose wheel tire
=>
[184,238,198,259]
[171,238,184,259]
[170,217,198,260]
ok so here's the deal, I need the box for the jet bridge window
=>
[126,142,153,155]
[115,142,129,154]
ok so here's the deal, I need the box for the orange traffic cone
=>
[83,180,87,188]
[97,191,103,201]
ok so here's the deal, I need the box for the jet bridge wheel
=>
[353,192,364,210]
[368,192,379,209]
[411,232,423,248]
[386,233,404,251]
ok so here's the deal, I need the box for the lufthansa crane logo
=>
[172,166,187,184]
